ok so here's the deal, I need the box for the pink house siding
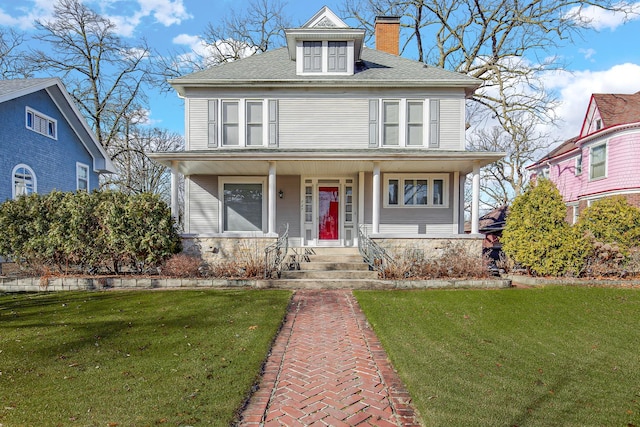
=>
[529,90,640,219]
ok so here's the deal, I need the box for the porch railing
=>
[357,224,393,278]
[264,223,289,279]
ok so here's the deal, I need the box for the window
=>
[575,152,582,175]
[12,164,36,199]
[407,101,424,146]
[76,163,89,191]
[222,101,239,146]
[595,119,602,130]
[385,174,448,207]
[220,178,266,232]
[246,101,263,146]
[590,143,607,179]
[382,101,400,146]
[303,41,322,72]
[328,41,347,72]
[26,107,57,139]
[208,100,218,147]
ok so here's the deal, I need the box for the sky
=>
[2,0,640,145]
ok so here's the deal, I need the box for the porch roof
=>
[148,148,504,176]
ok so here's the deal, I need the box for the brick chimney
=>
[374,16,400,55]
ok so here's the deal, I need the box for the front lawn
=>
[0,290,291,426]
[355,287,640,427]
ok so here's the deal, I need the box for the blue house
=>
[0,78,114,201]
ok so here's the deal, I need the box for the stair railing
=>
[264,223,289,279]
[357,224,393,278]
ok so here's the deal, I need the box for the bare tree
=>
[159,0,290,83]
[0,28,33,79]
[341,0,636,206]
[28,0,153,151]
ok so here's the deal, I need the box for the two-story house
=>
[528,91,640,223]
[150,7,503,260]
[0,78,114,201]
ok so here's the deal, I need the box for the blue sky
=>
[2,0,640,142]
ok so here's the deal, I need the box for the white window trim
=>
[26,107,57,140]
[574,152,582,176]
[589,141,607,181]
[76,162,89,191]
[12,163,37,199]
[296,40,355,76]
[218,176,268,234]
[377,99,429,147]
[216,99,269,148]
[383,173,449,208]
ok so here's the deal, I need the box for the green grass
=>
[354,287,640,427]
[0,290,291,426]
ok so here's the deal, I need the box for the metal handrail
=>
[357,224,393,278]
[264,223,289,279]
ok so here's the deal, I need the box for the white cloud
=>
[545,62,640,140]
[579,48,597,62]
[102,0,192,37]
[0,0,54,29]
[565,3,640,31]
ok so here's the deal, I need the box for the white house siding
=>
[278,98,369,149]
[275,175,301,238]
[187,175,219,234]
[439,98,464,150]
[188,98,209,150]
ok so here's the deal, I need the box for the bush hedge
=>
[0,191,181,274]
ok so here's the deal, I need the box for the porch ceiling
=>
[148,149,505,176]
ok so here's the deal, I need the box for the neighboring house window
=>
[220,178,267,232]
[26,107,57,139]
[540,167,550,179]
[590,143,607,179]
[303,41,322,72]
[77,163,89,191]
[327,41,347,72]
[222,101,239,146]
[382,100,400,146]
[385,174,448,207]
[407,101,424,146]
[575,153,582,175]
[246,100,263,146]
[12,164,36,199]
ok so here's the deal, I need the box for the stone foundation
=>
[373,236,483,260]
[181,236,278,265]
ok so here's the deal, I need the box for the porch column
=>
[471,163,480,234]
[372,162,380,234]
[268,161,276,235]
[170,163,179,222]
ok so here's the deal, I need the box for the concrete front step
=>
[300,254,364,263]
[281,269,378,280]
[292,247,360,256]
[297,261,370,271]
[257,279,389,289]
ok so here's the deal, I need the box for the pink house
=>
[528,91,640,222]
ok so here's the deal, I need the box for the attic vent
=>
[315,17,337,28]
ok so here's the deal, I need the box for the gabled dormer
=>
[285,7,365,76]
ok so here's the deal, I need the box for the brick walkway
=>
[238,290,421,426]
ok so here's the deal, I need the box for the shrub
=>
[0,191,181,275]
[502,179,590,276]
[576,196,640,255]
[161,254,202,277]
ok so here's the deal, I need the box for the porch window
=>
[590,143,606,179]
[222,182,264,232]
[246,101,263,146]
[384,174,448,208]
[222,101,239,146]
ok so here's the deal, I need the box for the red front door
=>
[318,186,339,240]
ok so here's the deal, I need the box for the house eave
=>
[149,149,504,176]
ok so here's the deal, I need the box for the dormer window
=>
[298,40,354,75]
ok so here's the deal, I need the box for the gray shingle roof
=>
[0,78,58,98]
[170,47,480,90]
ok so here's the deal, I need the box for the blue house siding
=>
[0,89,99,201]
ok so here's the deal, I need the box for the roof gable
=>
[302,6,349,29]
[0,78,115,173]
[579,91,640,137]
